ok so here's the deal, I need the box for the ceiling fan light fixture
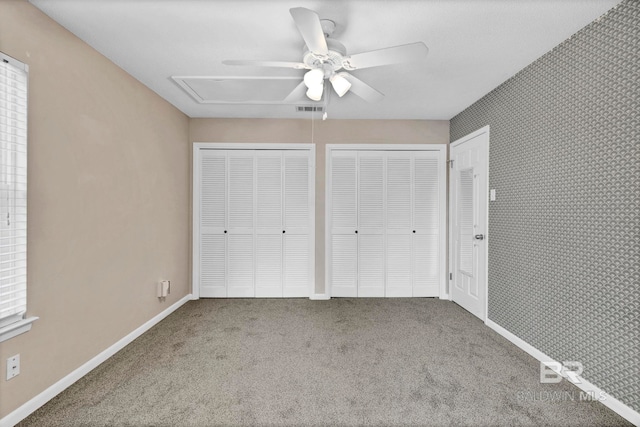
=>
[303,68,324,88]
[330,73,352,97]
[306,82,324,101]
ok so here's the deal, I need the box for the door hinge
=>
[449,160,454,169]
[449,272,453,280]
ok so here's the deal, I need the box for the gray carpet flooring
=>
[19,298,630,426]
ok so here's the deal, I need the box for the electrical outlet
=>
[158,280,171,298]
[6,354,20,380]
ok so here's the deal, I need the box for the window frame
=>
[0,51,37,342]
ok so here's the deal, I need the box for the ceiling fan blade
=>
[290,7,328,55]
[223,60,308,69]
[341,73,384,103]
[343,42,429,70]
[283,81,307,103]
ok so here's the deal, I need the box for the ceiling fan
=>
[222,7,429,103]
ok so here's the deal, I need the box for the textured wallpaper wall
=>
[450,0,639,412]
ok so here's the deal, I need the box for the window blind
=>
[0,53,28,328]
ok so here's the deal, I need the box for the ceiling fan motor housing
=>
[303,38,347,78]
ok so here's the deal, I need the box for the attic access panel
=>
[173,76,304,104]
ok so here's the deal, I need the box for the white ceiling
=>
[29,0,620,120]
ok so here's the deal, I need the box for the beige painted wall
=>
[0,1,190,417]
[190,118,449,294]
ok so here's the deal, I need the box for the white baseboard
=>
[0,294,192,427]
[309,293,330,300]
[486,319,640,427]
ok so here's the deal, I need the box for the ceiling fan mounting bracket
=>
[320,19,336,38]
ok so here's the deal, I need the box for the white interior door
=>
[450,128,489,320]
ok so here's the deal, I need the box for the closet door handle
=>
[224,230,227,234]
[413,230,416,233]
[283,230,286,234]
[355,230,358,234]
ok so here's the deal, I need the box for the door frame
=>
[448,126,490,322]
[192,142,316,299]
[325,144,448,298]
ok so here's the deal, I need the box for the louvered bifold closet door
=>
[199,151,227,297]
[227,151,255,297]
[330,150,358,297]
[385,152,413,297]
[330,148,443,298]
[357,151,385,297]
[283,151,312,297]
[255,151,283,297]
[412,152,441,297]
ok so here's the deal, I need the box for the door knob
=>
[474,234,484,240]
